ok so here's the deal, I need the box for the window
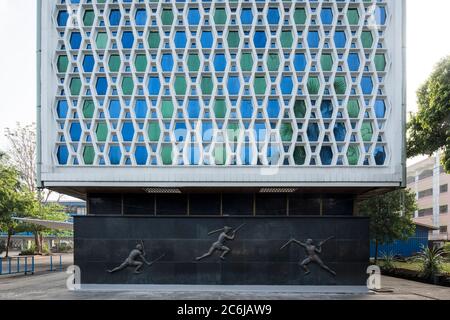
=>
[418,188,433,199]
[88,194,122,215]
[439,226,448,234]
[440,184,448,193]
[189,194,221,216]
[255,194,287,216]
[418,170,433,181]
[322,196,354,216]
[289,195,321,216]
[123,194,155,215]
[156,194,188,216]
[222,193,254,216]
[418,208,433,217]
[440,205,448,214]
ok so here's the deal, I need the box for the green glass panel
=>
[161,10,174,25]
[374,54,386,71]
[280,123,293,142]
[70,78,82,95]
[267,53,280,72]
[361,122,373,142]
[187,54,200,72]
[280,31,293,48]
[294,100,307,118]
[347,99,360,118]
[148,122,161,142]
[254,77,266,95]
[347,9,360,25]
[83,100,95,118]
[121,77,134,95]
[307,77,320,95]
[214,99,227,118]
[135,54,147,72]
[161,100,174,119]
[83,10,95,27]
[147,31,160,48]
[347,145,360,166]
[214,8,227,25]
[96,32,108,49]
[227,123,240,143]
[227,31,240,48]
[294,146,306,165]
[174,76,187,95]
[361,31,373,48]
[57,55,69,73]
[320,54,333,72]
[108,55,121,72]
[214,145,226,165]
[240,53,253,72]
[161,145,173,165]
[294,8,307,24]
[83,146,95,165]
[95,122,108,142]
[201,77,213,95]
[334,76,347,95]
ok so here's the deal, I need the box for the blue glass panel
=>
[320,146,333,165]
[253,31,267,48]
[376,6,387,25]
[57,11,69,27]
[333,123,346,142]
[121,122,135,141]
[70,32,82,50]
[307,31,320,48]
[361,76,373,95]
[321,8,333,25]
[148,77,161,95]
[161,54,174,72]
[241,144,253,165]
[374,146,386,165]
[214,54,227,72]
[227,77,240,95]
[347,53,360,72]
[188,99,200,119]
[254,123,266,142]
[267,99,280,118]
[267,8,280,24]
[334,31,347,48]
[294,54,307,72]
[135,9,147,26]
[109,10,121,26]
[135,99,147,118]
[57,100,68,119]
[188,8,200,25]
[135,146,148,165]
[174,122,187,142]
[267,144,280,164]
[307,123,320,142]
[201,32,213,48]
[375,100,386,118]
[69,122,82,142]
[109,146,122,165]
[280,76,293,95]
[241,9,253,24]
[320,100,333,118]
[109,100,121,118]
[188,145,200,165]
[174,31,187,48]
[240,100,253,118]
[82,55,95,72]
[96,77,108,95]
[202,122,213,142]
[121,31,134,49]
[57,146,69,165]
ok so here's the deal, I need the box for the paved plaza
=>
[0,269,449,300]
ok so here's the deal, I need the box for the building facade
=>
[407,154,450,241]
[39,0,405,286]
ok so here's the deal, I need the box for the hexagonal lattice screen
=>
[51,0,391,167]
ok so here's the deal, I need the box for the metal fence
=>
[0,255,64,276]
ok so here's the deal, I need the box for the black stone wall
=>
[74,216,369,285]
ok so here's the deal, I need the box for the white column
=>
[432,151,441,238]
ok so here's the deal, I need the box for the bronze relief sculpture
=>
[196,224,246,261]
[280,236,336,276]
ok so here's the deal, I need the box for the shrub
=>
[20,245,36,256]
[380,251,396,272]
[415,245,444,279]
[0,241,6,255]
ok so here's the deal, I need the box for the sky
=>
[0,0,449,155]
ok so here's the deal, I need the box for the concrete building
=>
[407,153,450,241]
[38,0,406,286]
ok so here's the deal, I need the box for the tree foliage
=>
[407,56,450,172]
[358,189,417,261]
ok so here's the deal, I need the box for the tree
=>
[358,189,417,263]
[407,56,450,173]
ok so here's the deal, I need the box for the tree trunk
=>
[374,240,379,264]
[5,230,12,258]
[34,232,42,254]
[39,234,44,254]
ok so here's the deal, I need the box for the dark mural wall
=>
[74,216,369,285]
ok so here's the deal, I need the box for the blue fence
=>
[0,255,64,276]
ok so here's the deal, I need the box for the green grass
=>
[378,260,450,275]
